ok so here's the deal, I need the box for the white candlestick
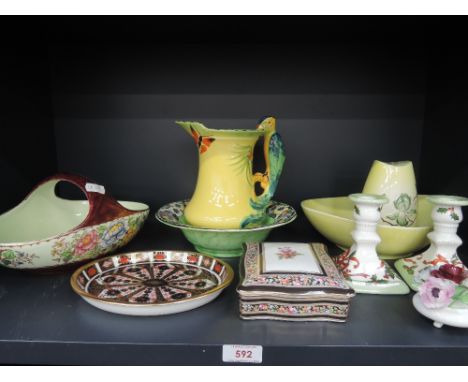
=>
[396,195,468,291]
[334,193,409,294]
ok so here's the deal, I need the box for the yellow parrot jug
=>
[176,117,285,229]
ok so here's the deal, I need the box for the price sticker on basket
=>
[222,344,263,364]
[85,183,106,194]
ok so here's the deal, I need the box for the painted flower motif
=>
[419,276,456,309]
[101,221,128,246]
[51,238,75,263]
[384,193,416,227]
[277,246,302,260]
[52,239,68,255]
[0,249,17,265]
[437,207,460,221]
[431,264,468,285]
[0,249,38,267]
[120,227,136,246]
[75,230,99,257]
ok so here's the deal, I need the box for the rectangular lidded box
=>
[237,242,355,322]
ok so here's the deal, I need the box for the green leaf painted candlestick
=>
[333,193,409,295]
[395,195,468,291]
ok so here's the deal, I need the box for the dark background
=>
[1,17,467,231]
[1,16,468,366]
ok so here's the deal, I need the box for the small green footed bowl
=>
[156,201,297,258]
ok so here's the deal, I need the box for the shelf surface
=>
[1,216,468,365]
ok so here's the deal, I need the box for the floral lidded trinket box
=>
[237,242,355,322]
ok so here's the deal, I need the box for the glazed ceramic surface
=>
[396,195,468,291]
[363,160,418,227]
[411,262,468,328]
[176,117,285,229]
[0,174,149,270]
[238,242,355,322]
[156,200,296,258]
[301,195,432,259]
[413,294,468,329]
[70,250,234,316]
[333,194,409,295]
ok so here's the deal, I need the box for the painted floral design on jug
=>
[189,126,216,154]
[176,117,285,230]
[229,144,254,185]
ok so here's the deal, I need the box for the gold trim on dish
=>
[70,250,235,307]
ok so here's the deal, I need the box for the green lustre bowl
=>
[301,195,433,260]
[156,201,297,258]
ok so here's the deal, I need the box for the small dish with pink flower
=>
[413,264,468,328]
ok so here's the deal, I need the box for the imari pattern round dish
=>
[156,200,296,258]
[70,251,234,316]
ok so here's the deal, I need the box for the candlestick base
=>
[334,250,410,295]
[395,252,465,292]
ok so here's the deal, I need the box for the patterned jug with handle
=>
[176,117,285,229]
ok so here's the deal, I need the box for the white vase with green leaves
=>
[363,160,417,227]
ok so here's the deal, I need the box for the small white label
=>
[85,183,106,195]
[222,344,263,364]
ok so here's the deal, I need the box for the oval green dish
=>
[156,201,297,258]
[301,195,433,260]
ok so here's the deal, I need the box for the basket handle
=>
[28,173,135,228]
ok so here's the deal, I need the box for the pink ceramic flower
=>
[419,276,456,309]
[75,230,99,257]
